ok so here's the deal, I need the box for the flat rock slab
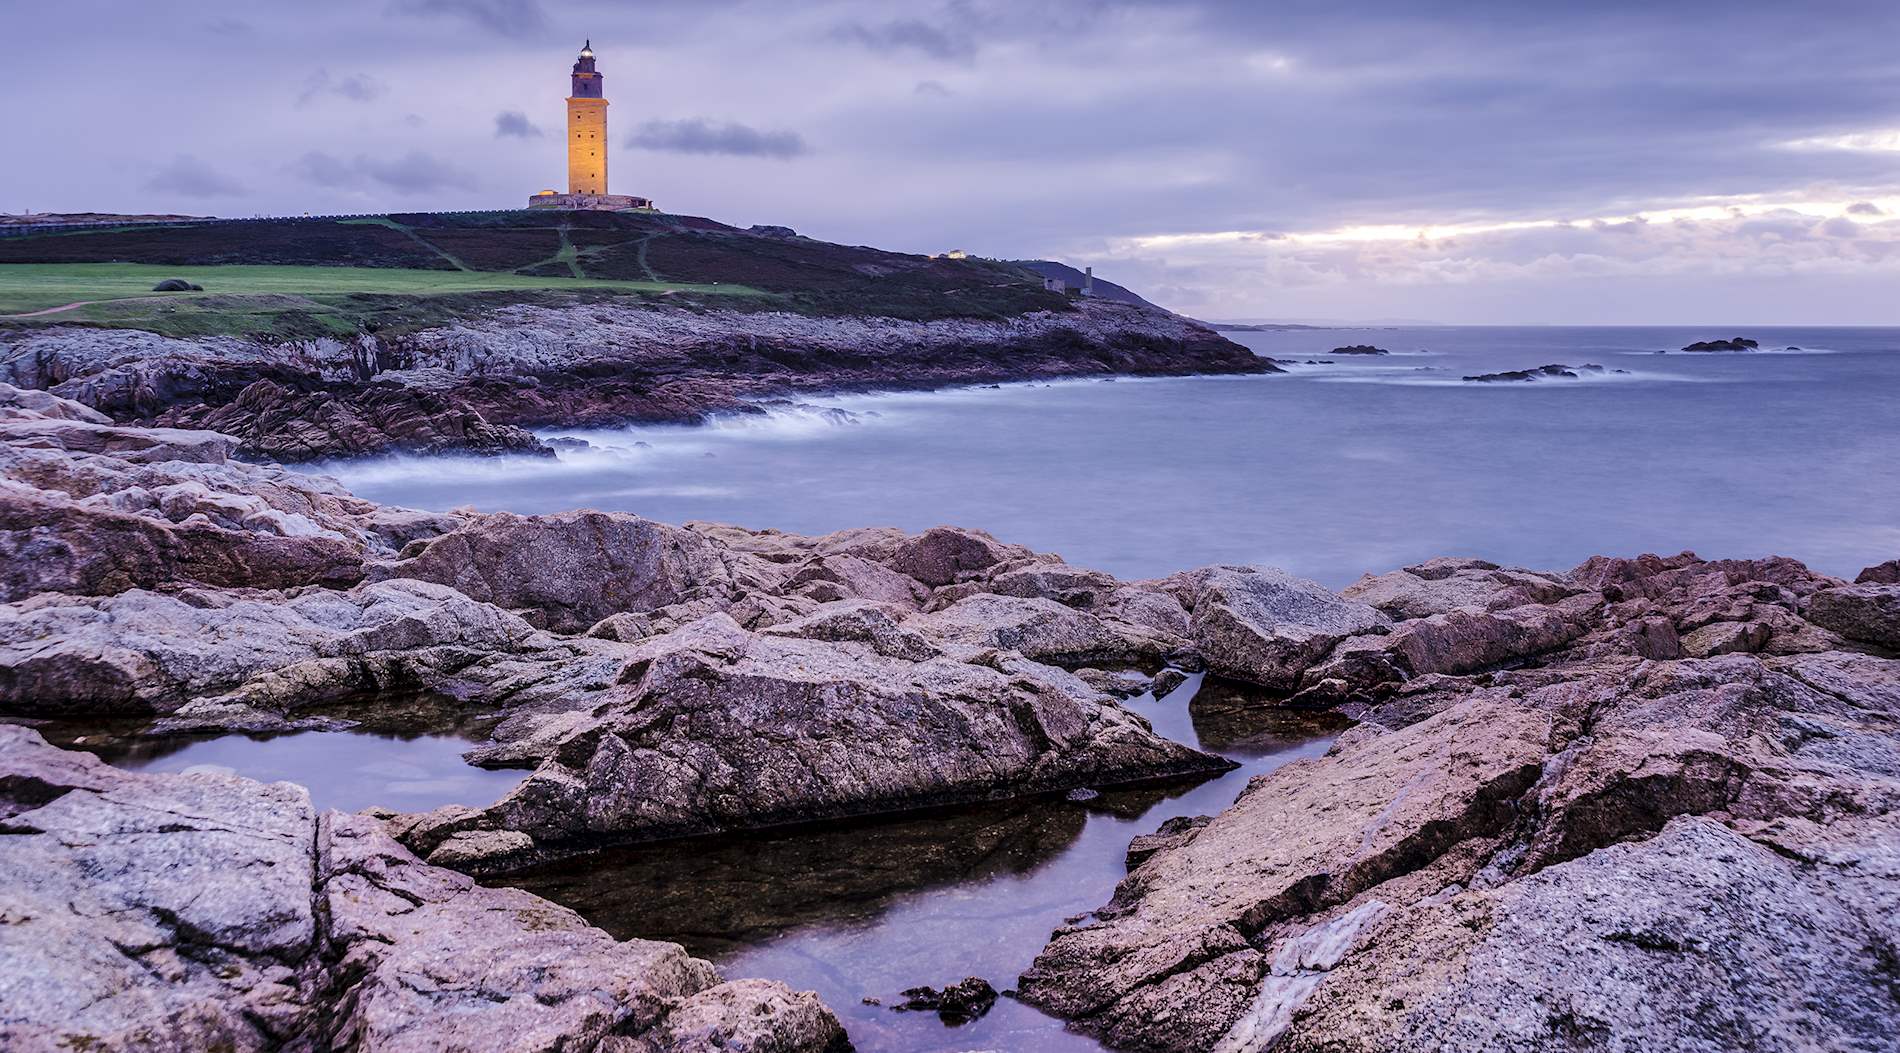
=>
[1165,565,1390,689]
[402,612,1232,865]
[1019,645,1900,1052]
[0,726,846,1052]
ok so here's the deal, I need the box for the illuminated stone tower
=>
[527,41,652,211]
[567,40,607,195]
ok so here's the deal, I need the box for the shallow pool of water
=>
[506,676,1347,1052]
[81,729,529,814]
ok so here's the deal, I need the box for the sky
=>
[3,0,1899,324]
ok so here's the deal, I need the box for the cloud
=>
[389,0,545,36]
[144,155,245,198]
[299,69,387,106]
[1847,202,1885,216]
[1087,199,1900,320]
[292,150,473,194]
[1781,129,1900,153]
[834,17,976,62]
[494,111,543,138]
[627,118,808,159]
[14,0,1900,321]
[914,80,953,98]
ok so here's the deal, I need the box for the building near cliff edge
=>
[528,41,654,212]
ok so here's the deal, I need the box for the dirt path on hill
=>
[0,300,95,319]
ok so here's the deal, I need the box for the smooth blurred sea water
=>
[294,325,1900,1050]
[318,325,1900,586]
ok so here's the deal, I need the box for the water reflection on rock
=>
[505,684,1347,1053]
[505,796,1093,959]
[1188,678,1356,755]
[17,698,523,814]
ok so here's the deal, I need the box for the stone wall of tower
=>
[567,97,608,196]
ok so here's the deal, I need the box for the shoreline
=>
[2,364,1897,1051]
[0,296,1278,464]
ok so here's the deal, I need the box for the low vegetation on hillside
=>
[0,210,1068,338]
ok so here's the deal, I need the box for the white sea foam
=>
[1295,365,1701,386]
[1615,345,1843,356]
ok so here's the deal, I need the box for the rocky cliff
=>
[0,297,1273,461]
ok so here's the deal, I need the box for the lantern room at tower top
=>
[527,41,655,212]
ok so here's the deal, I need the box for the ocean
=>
[321,325,1900,587]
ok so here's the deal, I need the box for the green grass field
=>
[0,213,1067,333]
[0,262,764,315]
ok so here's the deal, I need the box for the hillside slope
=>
[0,210,1279,459]
[0,211,1064,325]
[1014,260,1165,311]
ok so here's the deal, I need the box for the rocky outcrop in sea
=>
[1679,336,1759,352]
[0,297,1274,461]
[2,382,1897,1051]
[1462,362,1628,382]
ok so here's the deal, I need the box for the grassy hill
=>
[0,210,1067,338]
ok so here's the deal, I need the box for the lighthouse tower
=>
[566,40,607,195]
[526,41,653,211]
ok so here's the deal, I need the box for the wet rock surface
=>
[0,406,1234,868]
[894,977,1000,1024]
[3,390,1898,1050]
[397,611,1231,863]
[0,725,845,1053]
[1019,550,1900,1052]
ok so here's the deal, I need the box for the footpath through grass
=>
[0,262,764,314]
[0,262,775,339]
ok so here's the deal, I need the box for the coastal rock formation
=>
[1161,565,1389,689]
[0,725,846,1052]
[1341,557,1578,619]
[395,610,1231,867]
[1019,552,1900,1052]
[365,509,751,634]
[1329,345,1390,355]
[0,400,459,604]
[1679,336,1759,352]
[1807,582,1900,648]
[165,378,552,461]
[894,977,1000,1024]
[1462,363,1625,382]
[910,593,1175,665]
[0,381,112,423]
[0,579,536,723]
[1854,558,1900,581]
[1858,558,1900,584]
[1,297,1276,460]
[2,388,1898,1050]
